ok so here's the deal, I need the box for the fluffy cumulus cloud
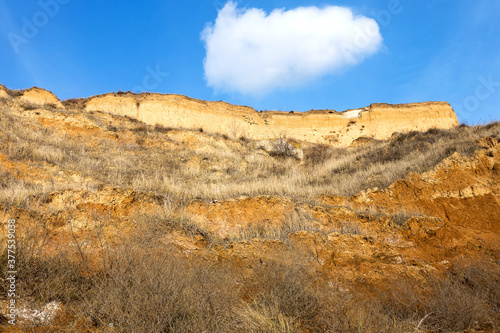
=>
[201,2,383,96]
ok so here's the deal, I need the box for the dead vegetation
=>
[0,100,498,208]
[1,227,498,332]
[1,99,500,332]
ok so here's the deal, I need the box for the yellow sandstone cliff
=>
[0,84,64,109]
[1,85,459,146]
[82,93,459,146]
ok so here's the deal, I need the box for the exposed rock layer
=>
[1,85,459,145]
[82,93,459,145]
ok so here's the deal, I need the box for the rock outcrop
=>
[1,85,460,145]
[80,92,459,146]
[0,85,65,109]
[0,85,10,100]
[321,137,500,260]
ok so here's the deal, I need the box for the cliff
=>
[80,92,459,146]
[0,84,64,109]
[0,85,459,145]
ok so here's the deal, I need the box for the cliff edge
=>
[78,92,459,146]
[2,85,459,145]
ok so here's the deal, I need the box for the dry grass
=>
[1,101,500,331]
[4,231,497,332]
[84,250,239,332]
[1,101,499,208]
[381,259,500,332]
[230,208,327,242]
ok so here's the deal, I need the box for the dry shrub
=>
[20,102,38,111]
[339,220,363,235]
[233,208,322,241]
[239,259,406,332]
[319,294,406,333]
[85,248,239,333]
[1,229,240,332]
[382,258,500,332]
[269,136,298,159]
[154,123,173,133]
[0,221,91,305]
[131,124,149,133]
[5,88,24,98]
[304,144,333,165]
[238,258,322,331]
[391,210,421,226]
[45,103,59,110]
[13,253,93,305]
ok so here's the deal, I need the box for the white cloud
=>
[201,2,383,96]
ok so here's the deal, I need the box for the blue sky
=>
[0,0,499,124]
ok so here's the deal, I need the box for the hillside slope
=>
[0,86,498,332]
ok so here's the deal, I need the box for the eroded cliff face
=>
[0,84,64,109]
[320,137,500,262]
[81,92,459,145]
[0,85,459,145]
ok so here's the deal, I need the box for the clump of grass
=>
[131,124,149,133]
[0,169,52,207]
[339,220,364,235]
[304,144,333,165]
[154,123,173,133]
[391,211,420,226]
[20,102,38,111]
[381,259,500,332]
[237,260,320,332]
[231,208,324,241]
[86,250,239,333]
[46,103,59,110]
[5,88,24,98]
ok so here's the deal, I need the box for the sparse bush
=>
[339,220,363,235]
[21,102,38,110]
[154,123,173,133]
[240,258,321,331]
[304,144,332,165]
[381,259,500,332]
[87,250,239,333]
[391,211,419,226]
[5,88,24,98]
[270,138,295,159]
[131,124,149,133]
[107,125,118,132]
[46,103,58,110]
